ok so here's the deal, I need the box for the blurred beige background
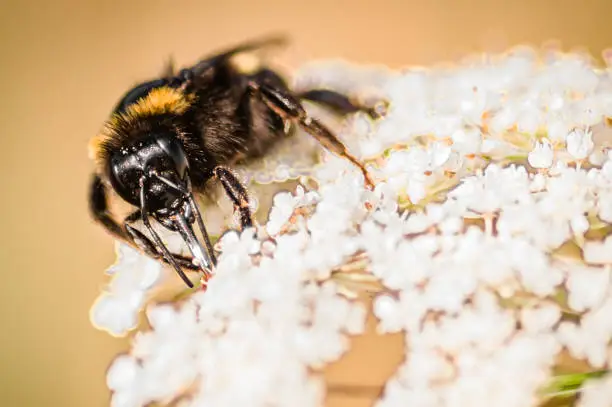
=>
[1,1,611,406]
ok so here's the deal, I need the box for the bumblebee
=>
[89,36,380,288]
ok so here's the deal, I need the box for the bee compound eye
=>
[154,134,189,179]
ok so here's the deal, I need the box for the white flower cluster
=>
[102,179,369,407]
[90,233,187,336]
[92,46,612,407]
[90,243,165,336]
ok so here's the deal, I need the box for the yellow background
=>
[2,1,611,406]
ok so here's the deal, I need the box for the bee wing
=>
[189,34,289,77]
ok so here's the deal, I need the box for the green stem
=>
[540,370,609,402]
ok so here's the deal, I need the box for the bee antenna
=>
[139,177,195,288]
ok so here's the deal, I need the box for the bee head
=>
[108,132,188,208]
[108,132,215,274]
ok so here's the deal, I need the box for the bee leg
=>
[299,89,387,119]
[248,81,375,189]
[89,174,127,240]
[249,68,386,119]
[124,211,199,271]
[89,174,198,272]
[213,166,254,230]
